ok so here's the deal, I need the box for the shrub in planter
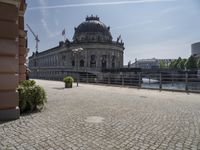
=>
[18,80,47,113]
[63,76,74,88]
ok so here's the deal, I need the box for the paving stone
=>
[0,80,200,149]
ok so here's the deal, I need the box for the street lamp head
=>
[71,48,84,87]
[72,47,84,53]
[77,47,83,51]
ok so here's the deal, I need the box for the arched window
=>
[112,62,115,68]
[72,60,75,67]
[111,56,115,68]
[90,55,96,68]
[80,60,84,67]
[102,61,106,68]
[102,55,107,69]
[34,60,36,67]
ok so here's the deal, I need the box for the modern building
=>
[0,0,27,120]
[29,15,125,80]
[191,42,200,58]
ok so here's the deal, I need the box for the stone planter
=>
[65,83,72,88]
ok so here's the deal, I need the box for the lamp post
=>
[72,48,83,87]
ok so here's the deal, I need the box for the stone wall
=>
[0,0,27,121]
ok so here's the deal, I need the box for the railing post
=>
[159,73,162,90]
[95,73,98,84]
[122,73,124,86]
[149,75,150,85]
[185,72,188,91]
[108,73,110,85]
[172,72,174,86]
[86,72,88,83]
[138,72,141,88]
[76,73,79,87]
[95,77,97,84]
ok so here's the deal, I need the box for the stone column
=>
[0,0,27,121]
[19,12,27,82]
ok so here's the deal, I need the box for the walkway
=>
[1,80,200,150]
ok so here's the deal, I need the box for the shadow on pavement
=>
[52,87,65,90]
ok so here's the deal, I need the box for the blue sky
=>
[25,0,200,64]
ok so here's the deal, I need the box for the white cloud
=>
[38,0,60,38]
[38,0,47,17]
[41,19,60,37]
[160,6,181,15]
[160,25,175,31]
[112,20,155,30]
[55,19,59,27]
[29,0,177,10]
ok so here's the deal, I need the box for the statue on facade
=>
[117,35,121,43]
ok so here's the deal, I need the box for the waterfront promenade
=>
[1,80,200,150]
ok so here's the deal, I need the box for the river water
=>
[142,78,200,91]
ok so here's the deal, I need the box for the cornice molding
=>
[0,0,19,7]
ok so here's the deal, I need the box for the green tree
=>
[175,57,182,68]
[185,55,197,70]
[177,59,187,70]
[197,58,200,69]
[159,60,166,69]
[169,57,182,69]
[169,60,177,69]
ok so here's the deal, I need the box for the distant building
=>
[29,15,124,79]
[134,58,159,69]
[191,42,200,58]
[131,58,174,69]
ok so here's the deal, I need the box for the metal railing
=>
[30,71,200,93]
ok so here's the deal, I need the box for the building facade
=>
[0,0,27,120]
[191,42,200,58]
[131,58,175,69]
[29,15,124,79]
[134,58,160,69]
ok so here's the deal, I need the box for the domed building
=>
[73,15,112,43]
[29,15,125,80]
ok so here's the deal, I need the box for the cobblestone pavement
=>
[1,80,200,150]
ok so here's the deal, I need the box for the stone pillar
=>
[120,52,123,67]
[0,0,27,121]
[107,52,110,68]
[19,11,27,82]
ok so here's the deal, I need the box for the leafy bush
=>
[18,80,47,113]
[63,76,74,83]
[63,76,74,88]
[20,80,36,87]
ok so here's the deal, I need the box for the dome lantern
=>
[73,15,112,43]
[86,15,100,21]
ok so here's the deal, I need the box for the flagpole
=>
[62,29,66,42]
[64,31,66,42]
